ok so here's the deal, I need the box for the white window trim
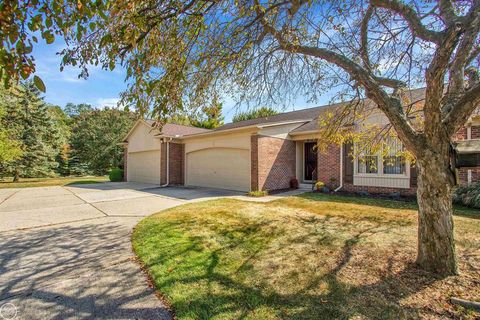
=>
[353,144,410,179]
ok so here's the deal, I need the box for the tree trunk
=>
[415,153,458,276]
[12,171,20,182]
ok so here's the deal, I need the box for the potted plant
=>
[290,178,299,189]
[315,181,329,193]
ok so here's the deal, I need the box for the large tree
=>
[69,108,135,175]
[0,82,61,180]
[3,0,480,275]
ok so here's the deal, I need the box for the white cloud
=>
[96,97,120,108]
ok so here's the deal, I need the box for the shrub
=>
[315,181,325,190]
[109,168,124,182]
[290,178,299,189]
[247,190,268,197]
[453,183,480,208]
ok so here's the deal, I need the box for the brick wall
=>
[316,143,417,196]
[458,167,480,186]
[160,142,184,185]
[454,125,480,185]
[168,143,184,185]
[341,184,417,196]
[454,127,467,140]
[317,144,341,189]
[254,135,296,191]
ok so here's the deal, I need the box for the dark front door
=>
[304,142,317,181]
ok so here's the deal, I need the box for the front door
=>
[304,142,317,181]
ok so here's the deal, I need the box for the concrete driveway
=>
[0,183,241,319]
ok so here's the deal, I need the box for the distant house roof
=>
[145,120,211,136]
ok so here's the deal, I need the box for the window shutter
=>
[410,163,418,188]
[343,143,354,183]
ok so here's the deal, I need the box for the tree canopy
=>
[232,107,279,122]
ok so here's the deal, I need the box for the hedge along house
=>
[122,88,480,194]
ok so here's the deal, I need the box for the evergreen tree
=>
[69,108,135,175]
[0,90,23,179]
[1,82,61,181]
[232,107,278,123]
[190,98,224,129]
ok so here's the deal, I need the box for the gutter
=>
[160,137,172,187]
[334,144,343,192]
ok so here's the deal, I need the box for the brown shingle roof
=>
[145,120,211,136]
[290,87,426,134]
[213,87,426,134]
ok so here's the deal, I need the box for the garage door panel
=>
[127,150,161,184]
[186,148,250,191]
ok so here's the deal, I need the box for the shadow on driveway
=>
[0,218,171,319]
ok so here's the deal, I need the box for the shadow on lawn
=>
[0,222,171,319]
[144,216,447,320]
[297,192,479,219]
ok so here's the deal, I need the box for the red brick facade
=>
[312,125,480,195]
[251,135,296,191]
[317,144,341,189]
[160,142,185,185]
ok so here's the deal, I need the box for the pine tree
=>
[1,82,61,180]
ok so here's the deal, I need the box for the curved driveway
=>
[0,182,241,319]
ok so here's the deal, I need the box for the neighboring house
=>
[121,89,480,194]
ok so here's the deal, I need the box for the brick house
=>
[122,88,480,194]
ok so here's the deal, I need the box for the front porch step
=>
[299,183,313,190]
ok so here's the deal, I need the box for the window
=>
[383,156,405,174]
[457,153,480,167]
[383,138,405,174]
[355,138,407,176]
[358,155,378,174]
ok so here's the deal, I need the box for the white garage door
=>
[186,148,250,191]
[127,150,161,184]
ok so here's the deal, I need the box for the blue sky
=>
[33,40,333,122]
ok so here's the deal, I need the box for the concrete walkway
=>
[0,183,307,319]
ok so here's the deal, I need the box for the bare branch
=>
[439,0,457,23]
[360,6,374,70]
[443,82,480,134]
[370,0,443,44]
[254,2,424,153]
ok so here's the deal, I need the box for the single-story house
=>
[121,89,480,194]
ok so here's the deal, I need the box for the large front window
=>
[357,155,378,174]
[355,138,407,176]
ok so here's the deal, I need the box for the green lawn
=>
[132,193,479,320]
[0,176,109,188]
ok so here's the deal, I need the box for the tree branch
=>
[254,1,424,153]
[443,83,480,135]
[439,0,457,23]
[360,6,374,71]
[370,0,443,44]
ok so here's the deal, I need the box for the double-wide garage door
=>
[186,148,250,191]
[127,150,161,184]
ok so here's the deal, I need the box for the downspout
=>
[160,138,172,187]
[334,144,343,192]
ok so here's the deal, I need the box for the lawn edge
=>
[131,224,177,320]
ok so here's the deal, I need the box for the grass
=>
[247,190,269,197]
[132,193,480,320]
[0,176,109,188]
